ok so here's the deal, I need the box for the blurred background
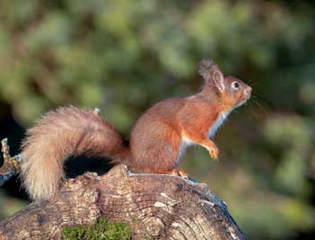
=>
[0,0,314,239]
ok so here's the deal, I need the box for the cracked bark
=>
[0,164,246,240]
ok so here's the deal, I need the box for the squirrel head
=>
[198,59,252,111]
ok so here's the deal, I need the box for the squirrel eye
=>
[231,81,240,90]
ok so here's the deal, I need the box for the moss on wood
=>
[62,218,131,240]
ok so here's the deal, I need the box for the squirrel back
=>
[21,107,130,201]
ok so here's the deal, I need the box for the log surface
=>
[0,165,246,239]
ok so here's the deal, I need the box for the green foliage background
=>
[0,0,315,239]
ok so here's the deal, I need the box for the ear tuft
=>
[198,58,225,93]
[198,59,214,80]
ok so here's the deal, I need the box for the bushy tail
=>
[21,106,130,201]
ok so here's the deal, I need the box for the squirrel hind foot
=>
[168,169,189,178]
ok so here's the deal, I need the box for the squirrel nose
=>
[245,86,252,96]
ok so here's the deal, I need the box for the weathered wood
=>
[0,164,246,239]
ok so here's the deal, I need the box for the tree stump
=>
[0,164,246,239]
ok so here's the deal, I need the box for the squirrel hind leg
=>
[131,133,181,174]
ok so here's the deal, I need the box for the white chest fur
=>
[208,111,231,138]
[176,111,231,164]
[176,137,193,164]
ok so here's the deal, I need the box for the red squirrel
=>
[20,60,252,201]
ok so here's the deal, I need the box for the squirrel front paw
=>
[208,145,219,160]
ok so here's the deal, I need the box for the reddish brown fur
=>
[130,61,251,173]
[20,60,252,201]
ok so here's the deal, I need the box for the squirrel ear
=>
[212,68,225,92]
[198,59,225,92]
